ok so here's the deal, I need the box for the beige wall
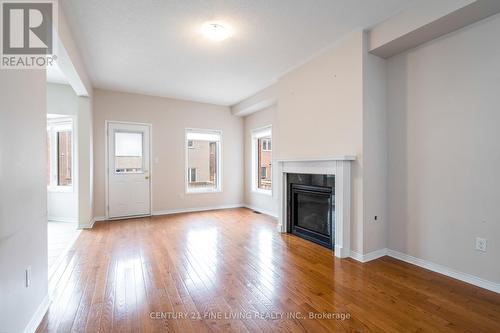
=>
[93,89,244,217]
[387,14,500,283]
[77,95,94,228]
[243,106,278,216]
[275,31,366,253]
[242,32,384,254]
[0,71,48,332]
[362,40,389,253]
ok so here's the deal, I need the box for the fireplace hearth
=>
[287,173,334,249]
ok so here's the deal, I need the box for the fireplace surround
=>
[276,156,355,258]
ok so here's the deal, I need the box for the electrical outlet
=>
[25,266,31,288]
[475,237,487,252]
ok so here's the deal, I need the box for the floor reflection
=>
[186,227,219,288]
[256,229,276,291]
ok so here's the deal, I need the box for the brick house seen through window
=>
[257,137,272,190]
[47,117,73,189]
[186,129,221,192]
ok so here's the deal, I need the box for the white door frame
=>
[105,120,153,220]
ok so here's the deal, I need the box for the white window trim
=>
[251,125,272,196]
[185,128,223,194]
[47,117,74,193]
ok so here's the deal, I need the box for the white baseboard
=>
[78,217,96,229]
[91,205,245,224]
[243,204,278,218]
[152,203,244,216]
[23,293,49,333]
[335,245,351,258]
[350,248,388,263]
[386,249,500,293]
[350,248,500,293]
[48,216,78,223]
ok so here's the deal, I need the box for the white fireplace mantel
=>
[276,156,355,258]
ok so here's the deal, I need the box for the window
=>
[47,117,73,190]
[114,131,143,173]
[262,138,271,151]
[252,126,272,193]
[186,129,221,193]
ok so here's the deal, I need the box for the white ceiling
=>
[62,0,414,106]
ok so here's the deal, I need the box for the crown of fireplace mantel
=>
[276,156,355,259]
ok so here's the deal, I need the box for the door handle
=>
[145,176,150,180]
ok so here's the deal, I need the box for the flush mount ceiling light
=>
[201,22,232,42]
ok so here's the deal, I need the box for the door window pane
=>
[115,132,143,173]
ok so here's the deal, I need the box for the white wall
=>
[0,71,48,333]
[57,6,95,228]
[93,89,244,217]
[46,84,93,228]
[47,83,79,222]
[387,14,500,283]
[243,106,278,216]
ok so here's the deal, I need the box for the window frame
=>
[251,125,272,195]
[185,128,222,194]
[47,116,74,193]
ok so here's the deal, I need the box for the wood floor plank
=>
[37,208,500,333]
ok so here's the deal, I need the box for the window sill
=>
[186,189,222,195]
[252,188,272,196]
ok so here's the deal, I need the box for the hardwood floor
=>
[37,208,500,332]
[47,221,80,279]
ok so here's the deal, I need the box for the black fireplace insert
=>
[287,174,334,249]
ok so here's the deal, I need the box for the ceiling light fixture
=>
[201,22,231,42]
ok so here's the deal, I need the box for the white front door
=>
[107,122,151,218]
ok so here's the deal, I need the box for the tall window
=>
[186,129,221,193]
[47,117,73,189]
[252,126,272,193]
